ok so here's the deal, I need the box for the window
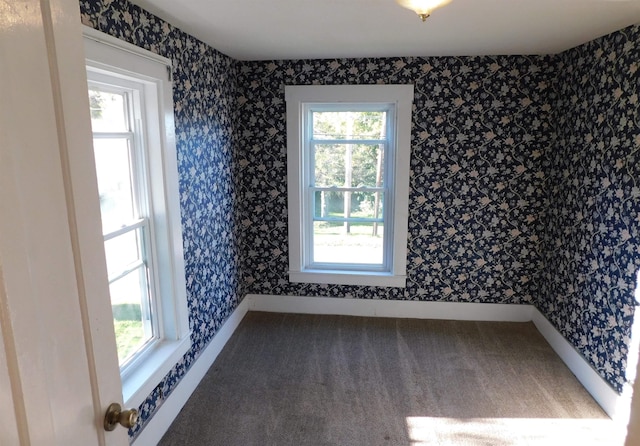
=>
[88,78,156,367]
[84,28,190,408]
[286,85,413,287]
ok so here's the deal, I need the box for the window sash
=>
[310,138,386,145]
[312,217,385,224]
[312,186,385,192]
[93,131,135,139]
[303,105,395,271]
[103,217,145,241]
[89,78,160,374]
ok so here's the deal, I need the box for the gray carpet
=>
[159,312,623,445]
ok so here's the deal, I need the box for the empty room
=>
[1,0,640,445]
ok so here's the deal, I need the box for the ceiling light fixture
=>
[396,0,453,21]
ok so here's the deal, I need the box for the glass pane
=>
[93,138,136,234]
[352,144,384,187]
[314,144,384,188]
[313,190,383,221]
[88,89,128,132]
[312,111,387,140]
[110,266,153,365]
[313,221,384,265]
[314,144,345,187]
[104,229,141,278]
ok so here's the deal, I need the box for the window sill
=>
[289,270,406,288]
[122,333,191,408]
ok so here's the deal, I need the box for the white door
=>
[0,0,128,444]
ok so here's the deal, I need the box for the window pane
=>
[313,190,383,221]
[88,89,128,132]
[104,229,142,278]
[313,221,384,265]
[314,143,384,188]
[110,266,153,365]
[352,144,384,187]
[93,138,136,234]
[312,111,387,140]
[314,144,345,187]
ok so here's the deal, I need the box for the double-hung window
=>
[84,28,190,408]
[88,75,156,366]
[286,85,413,287]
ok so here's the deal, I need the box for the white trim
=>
[285,85,415,103]
[83,25,171,68]
[288,271,407,288]
[131,297,250,446]
[390,87,412,281]
[122,336,191,409]
[285,85,413,287]
[247,294,533,321]
[531,308,629,421]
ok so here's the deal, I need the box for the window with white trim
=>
[286,85,413,287]
[84,29,190,408]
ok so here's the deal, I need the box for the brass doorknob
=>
[104,402,138,431]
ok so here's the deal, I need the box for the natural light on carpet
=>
[406,416,626,445]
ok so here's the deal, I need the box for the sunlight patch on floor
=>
[406,416,626,446]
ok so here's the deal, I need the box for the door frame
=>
[0,0,127,444]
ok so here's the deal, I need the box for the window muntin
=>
[88,79,158,369]
[305,105,394,271]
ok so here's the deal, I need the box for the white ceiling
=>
[130,0,640,60]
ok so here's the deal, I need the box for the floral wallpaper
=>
[79,0,242,439]
[236,57,554,303]
[79,0,639,439]
[540,26,640,393]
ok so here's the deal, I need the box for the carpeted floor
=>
[159,312,625,445]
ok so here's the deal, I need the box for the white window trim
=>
[285,84,413,288]
[84,27,191,409]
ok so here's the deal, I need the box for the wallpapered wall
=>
[236,58,554,301]
[80,0,640,439]
[540,26,640,392]
[80,0,242,439]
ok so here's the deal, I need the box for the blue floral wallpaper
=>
[540,26,640,392]
[236,57,554,305]
[79,0,242,439]
[79,0,640,439]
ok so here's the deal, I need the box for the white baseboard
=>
[132,297,250,446]
[133,294,628,445]
[247,294,535,321]
[531,308,628,420]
